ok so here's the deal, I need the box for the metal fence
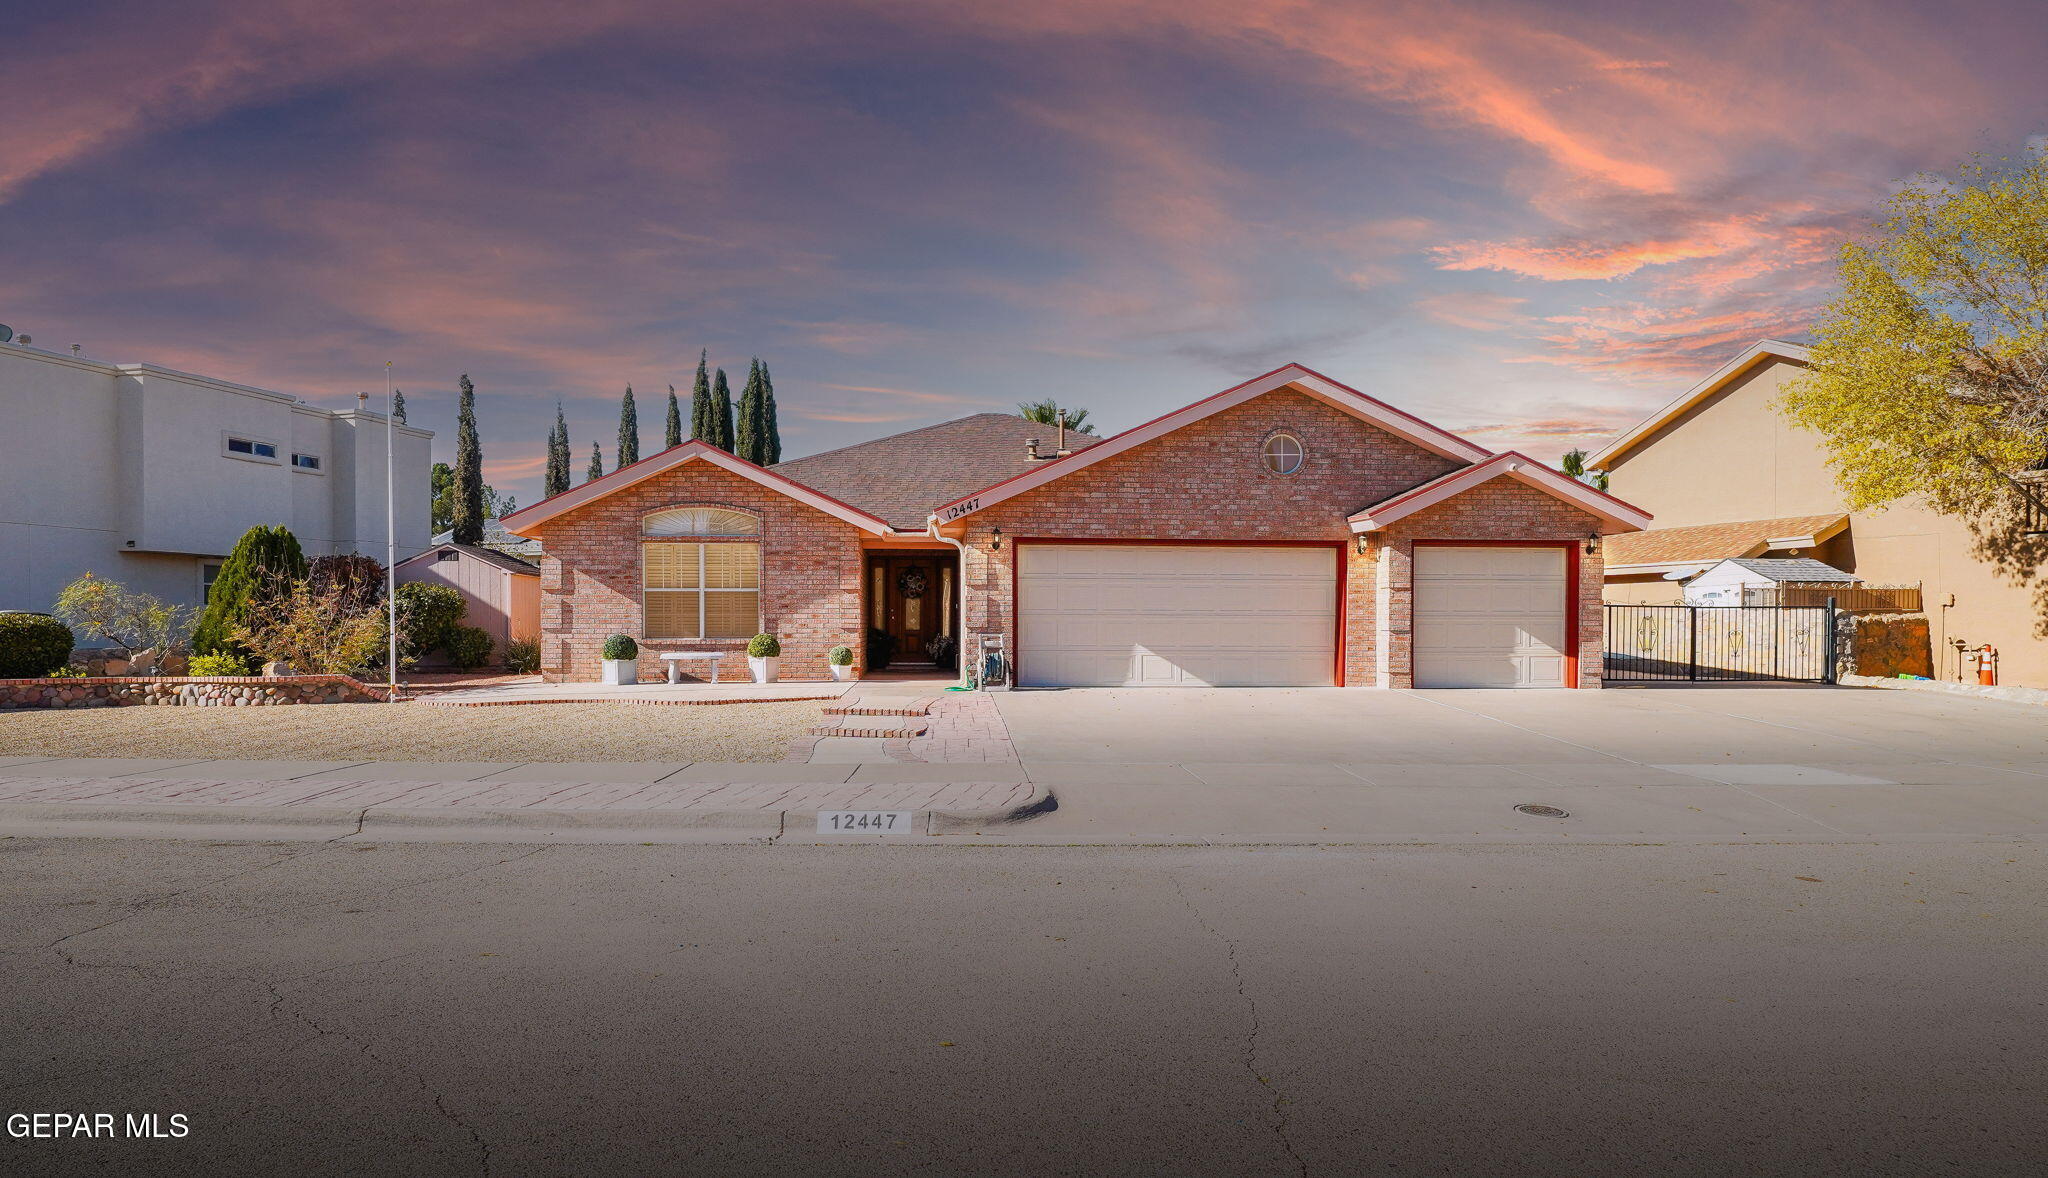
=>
[1745,582,1922,611]
[1603,604,1835,683]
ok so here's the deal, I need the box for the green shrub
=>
[391,582,466,664]
[747,632,781,659]
[443,625,495,671]
[602,634,638,661]
[193,525,306,663]
[188,652,256,677]
[828,644,854,666]
[0,613,74,678]
[504,638,541,674]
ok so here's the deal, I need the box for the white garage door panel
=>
[1018,545,1337,687]
[1414,546,1569,689]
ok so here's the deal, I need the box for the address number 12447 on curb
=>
[817,810,920,835]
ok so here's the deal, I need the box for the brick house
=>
[498,365,1651,688]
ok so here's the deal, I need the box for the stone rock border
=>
[0,675,389,709]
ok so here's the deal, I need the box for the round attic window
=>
[1262,432,1304,475]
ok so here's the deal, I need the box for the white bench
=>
[659,651,725,684]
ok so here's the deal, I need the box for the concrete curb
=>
[0,787,1056,844]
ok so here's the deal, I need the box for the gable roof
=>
[931,364,1493,524]
[772,413,1103,530]
[431,518,544,558]
[498,440,898,537]
[1589,339,1812,470]
[1348,451,1654,535]
[1603,513,1847,570]
[400,541,541,575]
[1715,557,1858,583]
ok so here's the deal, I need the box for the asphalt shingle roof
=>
[772,413,1103,529]
[1603,513,1846,566]
[431,518,544,558]
[1722,557,1858,583]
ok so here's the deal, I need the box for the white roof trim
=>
[499,441,896,537]
[1587,339,1812,470]
[1603,561,1717,577]
[932,363,1492,524]
[1348,451,1654,534]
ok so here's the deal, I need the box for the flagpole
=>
[386,362,398,702]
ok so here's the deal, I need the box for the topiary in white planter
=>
[828,644,854,682]
[747,633,781,684]
[601,634,639,685]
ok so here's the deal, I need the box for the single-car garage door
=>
[1413,546,1570,688]
[1018,544,1338,687]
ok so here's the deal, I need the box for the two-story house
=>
[0,340,434,615]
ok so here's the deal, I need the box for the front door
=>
[875,554,943,663]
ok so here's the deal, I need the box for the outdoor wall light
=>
[990,526,1002,551]
[1585,532,1601,556]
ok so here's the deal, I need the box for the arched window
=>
[643,507,760,537]
[643,508,761,638]
[1262,432,1304,475]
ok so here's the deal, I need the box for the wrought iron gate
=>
[1603,604,1836,683]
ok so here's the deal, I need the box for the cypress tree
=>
[760,361,781,464]
[587,441,604,483]
[617,384,640,468]
[452,374,485,544]
[710,367,735,452]
[390,389,407,423]
[544,404,569,498]
[689,350,713,442]
[665,384,683,449]
[735,358,763,464]
[192,524,307,665]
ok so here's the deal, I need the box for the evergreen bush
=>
[747,633,781,659]
[0,614,75,678]
[602,634,638,661]
[443,625,495,671]
[192,525,306,662]
[828,644,854,666]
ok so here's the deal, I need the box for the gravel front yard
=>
[0,702,823,762]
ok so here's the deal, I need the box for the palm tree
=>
[1560,448,1609,491]
[1016,399,1096,434]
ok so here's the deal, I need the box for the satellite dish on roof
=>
[0,325,12,344]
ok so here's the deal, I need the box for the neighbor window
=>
[291,452,321,470]
[1261,432,1304,474]
[225,435,279,460]
[643,508,761,638]
[199,560,223,604]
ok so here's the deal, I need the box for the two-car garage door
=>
[1014,542,1572,689]
[1017,545,1337,687]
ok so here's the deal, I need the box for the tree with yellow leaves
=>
[1782,146,2048,518]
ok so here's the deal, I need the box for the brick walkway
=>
[0,774,1035,814]
[885,691,1019,763]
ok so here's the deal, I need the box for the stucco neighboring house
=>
[1590,339,2046,685]
[394,541,541,659]
[499,364,1651,689]
[0,339,434,614]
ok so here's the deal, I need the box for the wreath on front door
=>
[896,568,929,599]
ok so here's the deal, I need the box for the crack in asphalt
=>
[1171,874,1309,1177]
[265,979,493,1175]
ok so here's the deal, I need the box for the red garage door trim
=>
[1011,538,1349,687]
[1410,539,1582,689]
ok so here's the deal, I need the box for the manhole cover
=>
[1514,804,1569,819]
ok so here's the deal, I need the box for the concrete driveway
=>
[980,685,2048,843]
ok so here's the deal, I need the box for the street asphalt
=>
[4,837,2043,1176]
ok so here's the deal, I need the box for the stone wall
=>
[0,675,388,709]
[1835,612,1934,680]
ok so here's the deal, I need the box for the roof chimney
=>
[1025,437,1041,460]
[1056,410,1070,457]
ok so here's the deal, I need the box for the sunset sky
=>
[6,0,2046,504]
